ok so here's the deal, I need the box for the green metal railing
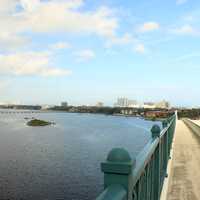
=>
[96,113,176,200]
[182,118,200,137]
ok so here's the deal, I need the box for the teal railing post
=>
[162,120,170,157]
[162,120,168,128]
[151,125,161,200]
[101,148,136,200]
[162,120,169,175]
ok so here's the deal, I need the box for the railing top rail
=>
[132,137,159,186]
[132,114,176,185]
[96,185,127,200]
[160,119,173,138]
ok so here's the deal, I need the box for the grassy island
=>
[27,119,53,126]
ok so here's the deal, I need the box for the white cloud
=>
[20,0,41,12]
[0,0,119,51]
[0,32,28,51]
[0,51,71,77]
[176,0,188,5]
[50,42,71,50]
[172,25,199,35]
[75,49,95,62]
[134,44,145,54]
[18,1,118,37]
[0,0,120,76]
[0,0,18,14]
[105,33,133,47]
[138,22,160,33]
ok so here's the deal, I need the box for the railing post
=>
[162,120,169,172]
[151,125,161,200]
[101,148,135,200]
[162,120,168,128]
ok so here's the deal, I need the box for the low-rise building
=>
[114,98,138,107]
[115,98,129,107]
[155,100,170,109]
[145,111,170,119]
[96,102,104,107]
[143,102,156,109]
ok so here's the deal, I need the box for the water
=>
[0,110,161,200]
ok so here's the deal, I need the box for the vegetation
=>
[178,109,200,119]
[27,119,53,126]
[49,106,173,120]
[49,106,122,115]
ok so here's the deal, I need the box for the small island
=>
[27,119,53,127]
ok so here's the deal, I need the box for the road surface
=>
[167,120,200,200]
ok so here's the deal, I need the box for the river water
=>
[0,110,161,200]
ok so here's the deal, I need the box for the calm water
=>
[0,110,161,200]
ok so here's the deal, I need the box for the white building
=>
[143,102,156,109]
[127,100,140,108]
[142,100,170,109]
[96,102,104,107]
[155,100,170,109]
[115,98,129,107]
[41,105,54,110]
[115,98,139,107]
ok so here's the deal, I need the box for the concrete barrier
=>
[182,118,200,137]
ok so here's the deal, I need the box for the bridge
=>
[95,113,200,200]
[0,110,43,114]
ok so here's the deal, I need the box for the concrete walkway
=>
[167,120,200,200]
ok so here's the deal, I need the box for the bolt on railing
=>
[96,113,176,200]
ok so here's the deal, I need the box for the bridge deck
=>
[167,120,200,200]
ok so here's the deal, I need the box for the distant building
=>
[61,102,68,107]
[41,105,53,110]
[142,100,170,109]
[96,102,104,107]
[127,100,140,108]
[143,102,156,109]
[115,98,129,107]
[115,98,170,109]
[114,98,129,107]
[114,98,140,108]
[155,100,170,109]
[145,111,170,118]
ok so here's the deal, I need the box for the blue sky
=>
[0,0,200,107]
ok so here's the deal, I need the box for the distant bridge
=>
[0,110,43,114]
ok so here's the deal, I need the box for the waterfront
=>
[0,110,161,200]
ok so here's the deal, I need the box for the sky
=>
[0,0,200,107]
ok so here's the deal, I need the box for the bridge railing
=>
[96,113,176,200]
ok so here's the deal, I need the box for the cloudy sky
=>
[0,0,200,106]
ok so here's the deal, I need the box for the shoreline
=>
[0,108,166,122]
